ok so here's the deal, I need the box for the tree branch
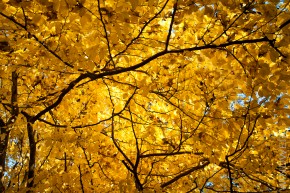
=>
[226,155,234,193]
[165,1,178,51]
[78,165,85,193]
[140,151,203,158]
[161,160,210,188]
[279,19,290,29]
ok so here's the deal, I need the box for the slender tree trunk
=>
[21,110,37,193]
[26,122,36,192]
[0,119,9,193]
[0,71,18,192]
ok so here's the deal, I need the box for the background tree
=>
[0,0,290,192]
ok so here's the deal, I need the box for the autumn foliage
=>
[0,0,290,192]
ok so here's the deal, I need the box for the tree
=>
[0,0,290,192]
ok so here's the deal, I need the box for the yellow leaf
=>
[80,13,92,27]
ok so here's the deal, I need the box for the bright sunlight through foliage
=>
[0,0,290,192]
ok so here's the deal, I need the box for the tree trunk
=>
[26,122,36,192]
[0,71,18,192]
[0,119,9,193]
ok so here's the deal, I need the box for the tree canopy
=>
[0,0,290,192]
